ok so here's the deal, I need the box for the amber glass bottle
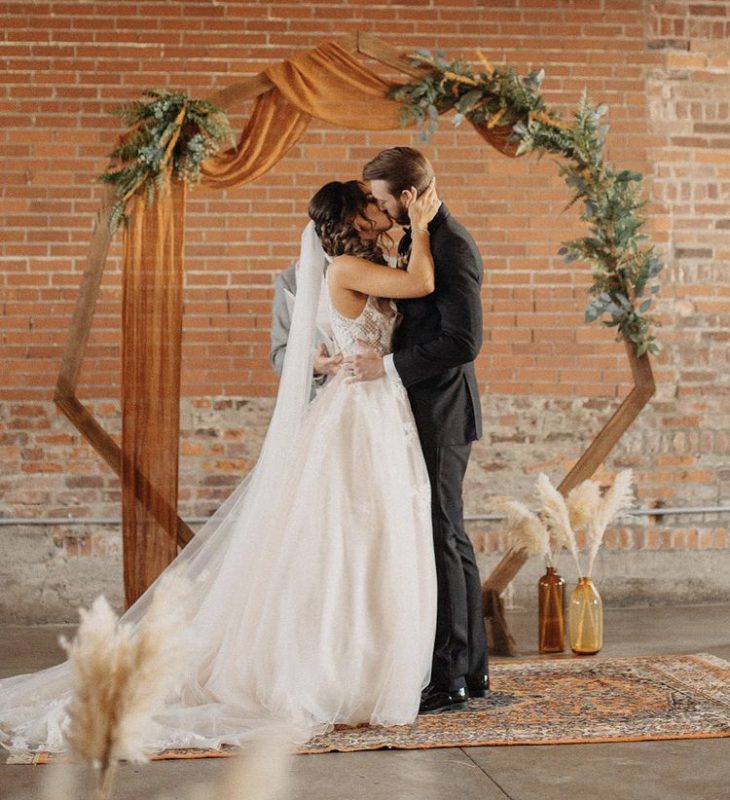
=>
[568,577,603,655]
[538,566,565,653]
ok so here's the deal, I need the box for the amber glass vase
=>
[538,566,565,653]
[568,577,603,655]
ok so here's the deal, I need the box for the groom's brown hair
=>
[363,147,434,197]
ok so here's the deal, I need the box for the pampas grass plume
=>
[161,735,291,800]
[567,479,601,533]
[60,571,190,798]
[501,499,551,560]
[586,469,635,576]
[217,736,291,800]
[536,473,582,578]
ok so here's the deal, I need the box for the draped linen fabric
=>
[120,40,521,605]
[265,41,404,130]
[201,88,311,188]
[121,176,186,606]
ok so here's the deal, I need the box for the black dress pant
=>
[421,442,488,692]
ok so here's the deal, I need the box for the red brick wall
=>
[1,1,729,569]
[2,0,662,401]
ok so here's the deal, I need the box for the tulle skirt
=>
[0,372,436,753]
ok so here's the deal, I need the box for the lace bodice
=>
[328,295,398,357]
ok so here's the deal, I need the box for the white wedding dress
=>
[0,239,437,753]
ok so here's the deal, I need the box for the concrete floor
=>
[1,605,729,800]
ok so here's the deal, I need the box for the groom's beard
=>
[395,202,410,226]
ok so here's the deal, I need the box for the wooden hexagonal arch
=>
[53,33,654,645]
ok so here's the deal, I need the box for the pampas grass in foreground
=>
[60,571,190,800]
[178,736,291,800]
[42,735,291,800]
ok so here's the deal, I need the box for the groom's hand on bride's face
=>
[342,344,385,383]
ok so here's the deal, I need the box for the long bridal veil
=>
[0,223,329,752]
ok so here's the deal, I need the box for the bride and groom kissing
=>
[0,146,488,754]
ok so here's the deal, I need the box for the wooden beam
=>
[483,344,656,655]
[355,32,425,78]
[55,185,115,399]
[557,345,655,495]
[208,72,275,112]
[53,188,196,547]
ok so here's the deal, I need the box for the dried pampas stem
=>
[586,469,635,577]
[60,571,190,800]
[501,499,552,561]
[567,479,602,533]
[163,734,292,800]
[536,473,583,578]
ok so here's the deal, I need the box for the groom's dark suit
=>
[392,203,487,693]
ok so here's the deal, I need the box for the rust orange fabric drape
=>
[201,88,311,188]
[120,40,520,605]
[201,41,408,190]
[121,176,186,606]
[265,41,404,130]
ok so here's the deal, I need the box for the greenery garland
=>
[389,50,662,357]
[99,89,233,231]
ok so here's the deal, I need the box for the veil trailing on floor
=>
[0,222,329,752]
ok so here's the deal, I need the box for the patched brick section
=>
[1,394,727,558]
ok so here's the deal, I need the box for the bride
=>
[0,179,441,753]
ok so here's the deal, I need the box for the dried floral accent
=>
[157,736,291,800]
[529,109,570,130]
[476,50,494,76]
[487,107,507,129]
[501,499,552,561]
[536,474,583,579]
[442,70,478,86]
[497,471,635,580]
[567,479,602,533]
[586,469,635,577]
[60,572,190,800]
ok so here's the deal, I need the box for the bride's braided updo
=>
[308,181,388,266]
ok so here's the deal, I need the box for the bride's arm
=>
[329,183,438,299]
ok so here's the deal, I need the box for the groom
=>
[346,147,488,714]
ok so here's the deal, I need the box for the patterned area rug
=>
[298,652,730,754]
[15,652,730,763]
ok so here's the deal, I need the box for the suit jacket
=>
[392,204,483,447]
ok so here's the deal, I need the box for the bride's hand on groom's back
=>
[342,342,385,383]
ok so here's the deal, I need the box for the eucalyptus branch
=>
[390,51,663,357]
[99,89,233,231]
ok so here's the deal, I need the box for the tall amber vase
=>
[568,577,603,655]
[538,566,565,653]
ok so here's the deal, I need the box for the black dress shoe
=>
[466,674,490,698]
[418,685,468,715]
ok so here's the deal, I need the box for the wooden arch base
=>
[483,344,655,656]
[53,32,655,651]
